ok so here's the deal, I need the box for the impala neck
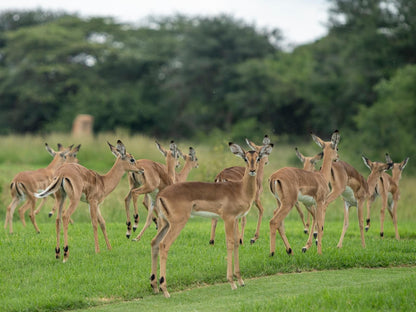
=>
[101,157,127,197]
[320,153,333,183]
[46,155,64,172]
[367,171,382,193]
[391,169,402,184]
[242,167,258,201]
[177,159,193,182]
[256,157,267,186]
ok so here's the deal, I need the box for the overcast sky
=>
[0,0,330,46]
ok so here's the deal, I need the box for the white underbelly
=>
[297,191,316,207]
[191,211,220,219]
[342,186,357,206]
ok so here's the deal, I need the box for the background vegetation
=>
[0,0,416,165]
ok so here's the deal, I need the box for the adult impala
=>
[35,140,140,262]
[4,143,80,234]
[149,141,273,298]
[209,135,271,245]
[365,153,409,239]
[269,131,339,256]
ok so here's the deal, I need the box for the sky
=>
[0,0,330,46]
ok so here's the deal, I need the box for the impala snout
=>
[249,170,257,177]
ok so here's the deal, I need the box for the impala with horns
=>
[4,144,80,234]
[149,141,273,298]
[35,140,140,262]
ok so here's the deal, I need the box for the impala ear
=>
[361,154,372,170]
[155,141,167,157]
[259,143,273,158]
[331,130,340,149]
[385,153,392,163]
[45,143,56,157]
[262,134,271,145]
[57,143,63,151]
[189,147,196,160]
[229,142,245,159]
[400,157,409,170]
[116,140,126,158]
[311,132,325,149]
[108,141,120,158]
[295,147,305,163]
[69,144,81,158]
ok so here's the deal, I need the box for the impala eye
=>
[130,158,135,163]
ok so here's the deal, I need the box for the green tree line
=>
[0,0,415,161]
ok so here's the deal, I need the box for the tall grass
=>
[0,133,415,311]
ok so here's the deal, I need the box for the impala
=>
[269,131,339,256]
[125,144,198,241]
[294,147,323,234]
[35,140,140,262]
[209,135,271,245]
[365,153,408,239]
[149,142,273,298]
[123,141,180,238]
[4,143,80,234]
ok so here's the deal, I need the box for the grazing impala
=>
[123,141,180,238]
[209,135,271,245]
[365,153,408,239]
[149,141,273,298]
[130,145,199,242]
[35,140,140,262]
[4,144,80,234]
[294,147,323,234]
[269,131,339,256]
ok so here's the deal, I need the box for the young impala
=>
[35,140,140,262]
[149,141,273,298]
[4,144,80,234]
[365,153,408,239]
[209,135,271,245]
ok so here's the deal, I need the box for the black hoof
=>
[48,212,53,218]
[380,232,384,237]
[365,227,369,232]
[250,239,255,244]
[313,232,318,239]
[126,234,130,239]
[133,227,137,232]
[304,229,308,234]
[302,247,307,253]
[209,240,215,245]
[239,239,243,245]
[270,252,275,257]
[286,248,292,255]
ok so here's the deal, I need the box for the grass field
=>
[0,133,415,311]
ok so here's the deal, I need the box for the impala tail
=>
[10,182,26,199]
[34,176,63,198]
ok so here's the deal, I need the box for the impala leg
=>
[232,218,244,287]
[158,219,188,298]
[337,201,351,248]
[34,197,47,215]
[133,198,155,242]
[18,200,31,227]
[315,203,325,254]
[62,198,79,262]
[27,196,41,233]
[97,207,111,250]
[5,197,20,234]
[239,216,246,245]
[224,217,238,290]
[365,194,376,232]
[357,199,366,248]
[209,218,218,245]
[380,197,387,238]
[150,219,169,294]
[294,201,308,234]
[302,205,316,252]
[250,198,264,244]
[55,193,65,259]
[88,202,101,254]
[391,198,400,240]
[270,201,293,256]
[124,189,133,238]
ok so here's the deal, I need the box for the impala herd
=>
[3,132,409,298]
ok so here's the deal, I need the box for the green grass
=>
[0,133,416,311]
